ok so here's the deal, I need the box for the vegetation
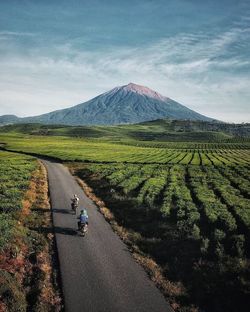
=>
[0,151,61,311]
[1,119,250,141]
[1,123,250,312]
[68,161,250,312]
[0,133,250,165]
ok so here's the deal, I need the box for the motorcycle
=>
[78,222,88,236]
[71,201,78,215]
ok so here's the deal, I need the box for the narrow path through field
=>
[42,159,172,312]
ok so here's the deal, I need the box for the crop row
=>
[1,134,250,165]
[121,141,250,150]
[187,166,237,233]
[80,161,249,258]
[203,166,250,230]
[218,167,250,198]
[160,165,200,238]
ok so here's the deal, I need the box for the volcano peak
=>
[120,83,168,101]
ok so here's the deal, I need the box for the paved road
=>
[42,159,172,312]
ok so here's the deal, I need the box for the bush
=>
[230,235,245,257]
[0,214,15,250]
[0,270,27,312]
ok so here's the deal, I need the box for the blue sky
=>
[0,0,249,122]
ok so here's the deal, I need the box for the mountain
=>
[0,83,215,126]
[0,114,20,125]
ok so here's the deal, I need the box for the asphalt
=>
[42,159,173,312]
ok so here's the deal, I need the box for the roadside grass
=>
[0,151,62,312]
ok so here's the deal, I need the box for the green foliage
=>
[0,214,15,250]
[84,162,249,260]
[1,125,250,312]
[191,224,201,240]
[188,166,237,233]
[213,229,226,241]
[200,237,210,255]
[136,169,166,207]
[77,160,250,312]
[2,120,250,143]
[230,235,245,258]
[1,133,250,165]
[0,151,37,250]
[0,270,27,312]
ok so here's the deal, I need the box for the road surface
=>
[42,159,172,312]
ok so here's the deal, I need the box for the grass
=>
[0,151,62,312]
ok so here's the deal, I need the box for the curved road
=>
[42,159,172,312]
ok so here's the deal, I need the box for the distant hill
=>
[140,119,250,138]
[0,115,20,125]
[0,83,215,126]
[1,119,249,142]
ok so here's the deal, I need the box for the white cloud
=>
[0,31,35,41]
[0,31,34,36]
[0,25,249,122]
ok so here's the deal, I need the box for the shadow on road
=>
[54,226,78,236]
[53,208,72,215]
[31,226,78,236]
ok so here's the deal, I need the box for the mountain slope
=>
[0,115,20,125]
[1,83,214,125]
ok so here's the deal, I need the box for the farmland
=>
[0,124,250,312]
[70,161,250,312]
[0,133,250,165]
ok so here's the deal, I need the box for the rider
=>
[78,209,89,230]
[71,194,79,209]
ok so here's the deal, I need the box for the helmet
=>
[80,210,84,213]
[74,194,78,198]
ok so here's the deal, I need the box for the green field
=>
[72,162,250,312]
[0,123,250,312]
[0,133,250,165]
[78,163,250,231]
[0,151,37,214]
